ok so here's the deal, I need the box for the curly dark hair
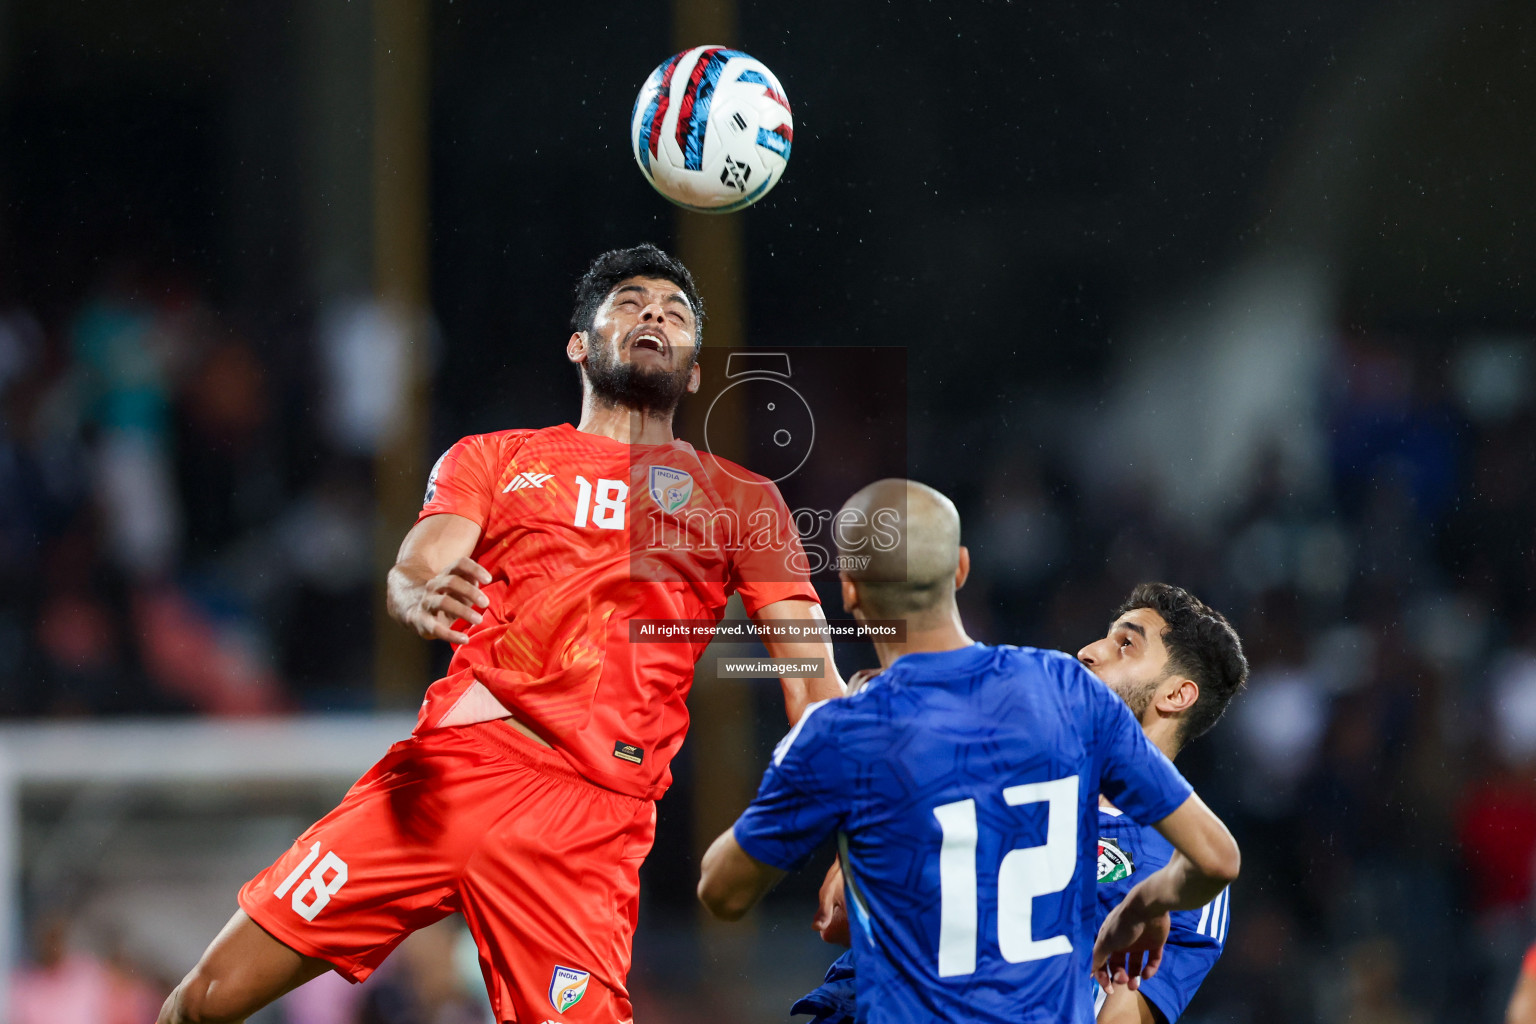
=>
[569,243,705,339]
[1116,582,1248,744]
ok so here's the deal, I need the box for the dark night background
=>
[2,2,1536,1021]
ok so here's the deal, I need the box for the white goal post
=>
[0,713,416,1012]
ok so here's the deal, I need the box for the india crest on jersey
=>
[648,466,693,514]
[1097,838,1134,882]
[549,965,589,1013]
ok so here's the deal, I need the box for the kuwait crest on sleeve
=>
[549,965,590,1013]
[1097,838,1134,883]
[648,465,694,514]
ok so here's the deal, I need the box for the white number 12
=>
[932,775,1079,977]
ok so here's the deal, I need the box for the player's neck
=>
[873,607,975,667]
[576,395,677,445]
[1141,714,1183,761]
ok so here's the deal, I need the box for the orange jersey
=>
[413,422,818,799]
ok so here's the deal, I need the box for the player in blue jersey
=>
[1078,581,1246,1023]
[697,479,1241,1023]
[792,581,1248,1024]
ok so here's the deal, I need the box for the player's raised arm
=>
[1147,793,1241,899]
[387,512,489,645]
[1093,793,1239,994]
[753,598,846,723]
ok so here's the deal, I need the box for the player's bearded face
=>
[1112,672,1164,719]
[583,321,699,413]
[1077,608,1174,719]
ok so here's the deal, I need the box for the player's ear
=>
[953,546,970,590]
[1158,676,1199,716]
[567,331,588,364]
[686,359,701,394]
[839,573,859,616]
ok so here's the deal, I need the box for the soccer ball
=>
[631,46,793,213]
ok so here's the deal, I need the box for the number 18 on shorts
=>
[272,841,349,922]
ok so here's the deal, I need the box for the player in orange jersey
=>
[158,244,847,1024]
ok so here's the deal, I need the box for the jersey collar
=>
[884,642,994,681]
[557,421,695,455]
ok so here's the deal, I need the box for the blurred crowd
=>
[6,261,1536,1022]
[0,260,378,719]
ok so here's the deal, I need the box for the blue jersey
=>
[733,643,1193,1024]
[1092,805,1228,1021]
[792,808,1230,1024]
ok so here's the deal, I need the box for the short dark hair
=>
[1116,582,1248,744]
[570,243,705,338]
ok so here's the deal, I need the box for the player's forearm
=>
[755,600,847,721]
[758,629,847,724]
[1098,987,1159,1024]
[388,513,488,639]
[779,660,845,723]
[801,671,845,704]
[698,829,784,921]
[1149,793,1240,893]
[1122,849,1232,918]
[385,558,434,627]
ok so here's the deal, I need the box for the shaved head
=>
[838,478,963,619]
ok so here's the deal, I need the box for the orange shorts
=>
[239,719,656,1024]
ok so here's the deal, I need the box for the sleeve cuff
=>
[1120,783,1194,829]
[739,583,821,617]
[731,821,802,873]
[415,506,488,530]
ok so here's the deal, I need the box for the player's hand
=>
[813,860,851,946]
[408,557,492,644]
[846,667,882,694]
[1092,901,1169,995]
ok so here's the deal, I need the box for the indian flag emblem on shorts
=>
[1097,838,1134,883]
[648,465,693,514]
[549,965,590,1013]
